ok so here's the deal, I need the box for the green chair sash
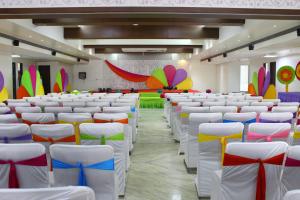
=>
[80,133,124,145]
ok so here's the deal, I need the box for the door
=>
[38,65,51,95]
[12,62,23,99]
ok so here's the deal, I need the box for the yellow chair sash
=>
[58,119,94,145]
[294,132,300,139]
[198,132,242,164]
[180,112,189,119]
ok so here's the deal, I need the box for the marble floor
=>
[125,109,198,200]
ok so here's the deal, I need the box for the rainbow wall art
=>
[53,68,71,93]
[17,65,44,99]
[0,71,9,102]
[105,60,193,90]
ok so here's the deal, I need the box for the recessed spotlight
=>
[41,39,44,42]
[237,39,241,42]
[28,35,32,38]
[247,35,251,38]
[132,23,139,26]
[11,55,20,58]
[264,54,277,58]
[273,24,277,28]
[199,25,205,28]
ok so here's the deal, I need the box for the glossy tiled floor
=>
[125,109,198,200]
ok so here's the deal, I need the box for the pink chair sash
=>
[247,129,290,142]
[285,157,300,167]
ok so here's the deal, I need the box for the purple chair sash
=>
[259,119,292,123]
[285,157,300,167]
[0,134,32,143]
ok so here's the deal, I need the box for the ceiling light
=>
[199,25,205,28]
[273,24,277,28]
[77,25,84,28]
[132,23,139,26]
[41,39,44,42]
[264,54,277,58]
[28,35,32,38]
[11,55,20,58]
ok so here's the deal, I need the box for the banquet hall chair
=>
[21,113,56,125]
[0,114,18,123]
[259,112,293,123]
[184,113,223,171]
[15,106,41,119]
[57,113,93,145]
[223,112,257,141]
[178,106,209,154]
[103,106,137,143]
[247,123,291,143]
[79,123,126,196]
[0,186,95,200]
[50,144,116,200]
[210,142,288,200]
[282,146,300,194]
[0,123,31,143]
[73,107,101,114]
[0,107,12,114]
[209,106,238,114]
[0,143,49,188]
[196,122,244,197]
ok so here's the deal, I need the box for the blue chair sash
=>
[52,158,114,186]
[223,118,256,124]
[0,134,32,143]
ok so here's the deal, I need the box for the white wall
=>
[190,59,217,92]
[0,52,13,97]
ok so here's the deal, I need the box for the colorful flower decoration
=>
[0,71,9,102]
[53,68,71,93]
[277,66,295,92]
[146,65,193,89]
[248,66,276,99]
[295,61,300,80]
[17,65,44,99]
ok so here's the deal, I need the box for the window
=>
[240,65,249,91]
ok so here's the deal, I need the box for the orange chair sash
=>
[22,120,56,126]
[32,134,76,144]
[94,118,128,124]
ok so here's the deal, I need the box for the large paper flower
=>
[0,71,8,102]
[277,66,295,84]
[53,68,70,93]
[17,65,44,99]
[146,65,193,89]
[296,61,300,80]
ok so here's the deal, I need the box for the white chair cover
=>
[0,103,7,107]
[272,106,298,118]
[211,142,288,200]
[94,112,133,156]
[0,107,11,114]
[8,103,31,112]
[259,112,293,123]
[209,106,237,114]
[34,101,59,108]
[62,101,86,108]
[278,102,300,107]
[103,106,137,143]
[251,101,274,108]
[0,186,95,200]
[44,107,73,115]
[86,102,110,107]
[58,113,92,123]
[80,123,126,196]
[15,107,41,118]
[178,106,210,153]
[184,113,222,169]
[226,101,249,107]
[196,122,244,197]
[245,96,263,101]
[247,123,291,143]
[7,99,27,103]
[0,143,49,188]
[0,123,31,143]
[21,113,56,124]
[240,106,268,114]
[73,107,101,114]
[262,99,281,104]
[0,114,18,123]
[50,144,116,200]
[203,101,226,106]
[282,146,300,194]
[284,190,300,200]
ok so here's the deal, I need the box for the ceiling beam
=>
[33,18,245,26]
[95,48,194,54]
[64,26,219,39]
[0,7,299,19]
[84,45,202,48]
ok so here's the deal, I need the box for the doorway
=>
[38,65,51,95]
